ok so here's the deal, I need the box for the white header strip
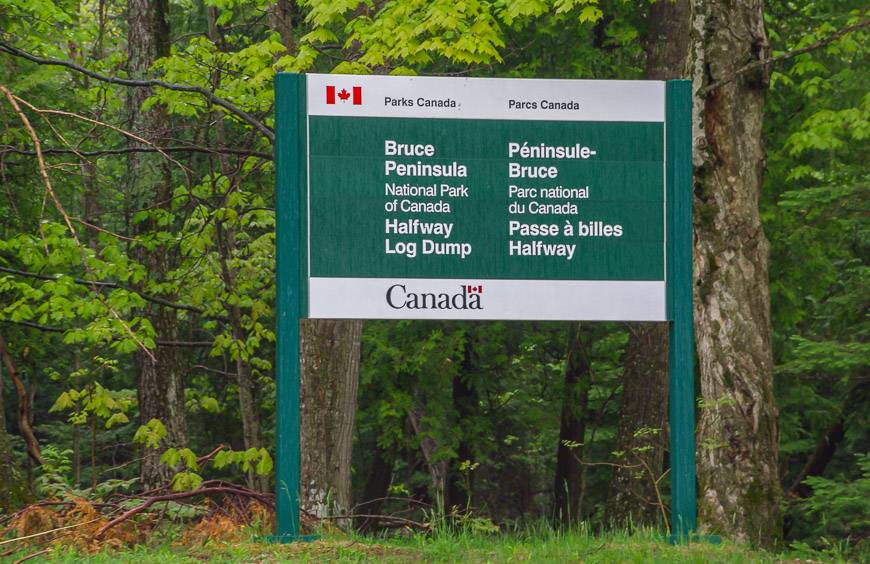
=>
[309,278,666,321]
[306,74,665,122]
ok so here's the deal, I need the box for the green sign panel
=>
[309,118,664,280]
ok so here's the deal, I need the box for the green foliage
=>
[34,444,74,497]
[801,453,870,538]
[788,453,870,560]
[134,419,168,450]
[150,444,274,492]
[213,447,273,476]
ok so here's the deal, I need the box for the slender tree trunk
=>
[0,350,16,509]
[0,354,5,435]
[299,319,362,524]
[0,335,42,465]
[73,424,81,486]
[608,0,692,528]
[690,0,782,547]
[202,8,266,491]
[552,324,591,526]
[127,0,187,489]
[0,356,27,512]
[787,417,846,498]
[212,220,266,492]
[354,443,395,532]
[269,0,295,54]
[446,337,479,510]
[408,397,449,507]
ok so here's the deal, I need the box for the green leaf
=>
[133,419,167,449]
[255,448,273,476]
[105,412,130,429]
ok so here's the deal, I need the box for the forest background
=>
[0,0,867,559]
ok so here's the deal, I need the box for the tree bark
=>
[299,319,362,524]
[269,0,295,55]
[607,0,691,527]
[127,0,187,489]
[690,0,782,547]
[552,324,592,526]
[608,324,670,526]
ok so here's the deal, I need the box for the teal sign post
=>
[275,73,695,540]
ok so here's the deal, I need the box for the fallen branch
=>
[352,496,432,512]
[13,547,51,563]
[96,485,273,537]
[0,518,103,547]
[307,511,429,531]
[1,500,118,526]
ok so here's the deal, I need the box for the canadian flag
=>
[326,86,362,105]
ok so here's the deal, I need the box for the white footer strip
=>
[308,278,665,321]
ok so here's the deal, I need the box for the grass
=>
[2,525,837,563]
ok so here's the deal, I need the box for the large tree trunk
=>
[299,319,362,523]
[690,0,782,547]
[607,324,670,526]
[552,324,591,526]
[607,0,691,527]
[127,0,187,489]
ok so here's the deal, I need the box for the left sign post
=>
[274,73,306,541]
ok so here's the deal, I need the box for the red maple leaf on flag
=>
[337,88,351,101]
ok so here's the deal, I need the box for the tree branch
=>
[0,86,156,362]
[0,144,272,160]
[0,319,213,348]
[0,266,230,323]
[701,18,870,95]
[192,364,238,377]
[0,41,275,143]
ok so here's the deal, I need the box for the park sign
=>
[275,74,696,540]
[302,74,667,321]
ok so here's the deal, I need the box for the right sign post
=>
[275,74,695,540]
[665,80,696,541]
